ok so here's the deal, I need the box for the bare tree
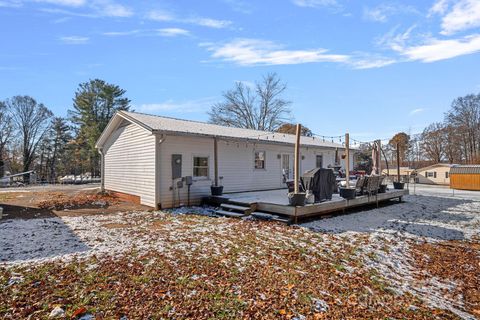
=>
[420,123,444,163]
[6,96,53,174]
[209,73,291,131]
[0,101,13,177]
[446,94,480,163]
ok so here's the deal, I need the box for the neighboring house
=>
[415,163,454,185]
[381,167,414,183]
[450,165,480,191]
[96,111,354,209]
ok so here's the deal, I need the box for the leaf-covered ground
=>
[0,215,457,319]
[1,189,479,319]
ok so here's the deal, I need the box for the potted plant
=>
[393,181,405,190]
[211,176,224,196]
[339,187,356,200]
[378,184,387,193]
[288,192,306,206]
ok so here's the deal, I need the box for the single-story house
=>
[415,163,454,185]
[450,165,480,191]
[381,167,415,183]
[95,111,354,209]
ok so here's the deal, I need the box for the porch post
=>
[294,124,301,194]
[396,143,401,182]
[214,137,219,187]
[345,133,350,184]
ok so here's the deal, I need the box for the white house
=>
[415,163,454,185]
[95,111,353,209]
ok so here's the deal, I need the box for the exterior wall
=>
[416,166,451,185]
[157,134,345,208]
[103,123,157,207]
[450,174,480,191]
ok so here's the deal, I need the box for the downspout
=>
[99,148,105,193]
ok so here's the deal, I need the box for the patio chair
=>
[365,175,380,197]
[354,176,367,195]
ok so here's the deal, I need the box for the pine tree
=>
[69,79,131,176]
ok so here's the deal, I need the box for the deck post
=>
[396,143,400,183]
[294,124,301,194]
[214,137,219,186]
[345,133,350,185]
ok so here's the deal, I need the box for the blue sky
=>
[1,0,480,141]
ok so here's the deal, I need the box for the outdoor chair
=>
[365,175,380,197]
[354,176,367,195]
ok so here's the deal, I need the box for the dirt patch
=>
[412,241,480,317]
[38,193,118,210]
[0,187,151,220]
[101,222,133,229]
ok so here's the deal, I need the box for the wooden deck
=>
[209,188,409,222]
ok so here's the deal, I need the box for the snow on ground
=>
[1,184,479,319]
[301,187,480,320]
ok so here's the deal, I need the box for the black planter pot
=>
[288,192,306,206]
[378,184,387,193]
[393,182,405,190]
[339,187,356,200]
[211,186,224,196]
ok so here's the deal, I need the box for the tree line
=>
[0,79,130,182]
[211,73,480,168]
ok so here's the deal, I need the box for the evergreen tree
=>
[69,79,131,176]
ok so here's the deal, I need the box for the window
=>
[427,171,434,178]
[255,151,266,169]
[193,156,209,178]
[316,155,323,168]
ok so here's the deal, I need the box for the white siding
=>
[103,123,156,207]
[158,135,342,208]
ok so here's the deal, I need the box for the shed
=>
[450,165,480,191]
[96,111,354,209]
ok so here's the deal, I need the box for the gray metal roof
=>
[450,165,480,174]
[121,111,348,149]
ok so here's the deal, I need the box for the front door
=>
[281,154,294,182]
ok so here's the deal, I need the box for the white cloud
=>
[0,0,22,7]
[394,34,480,62]
[35,0,133,17]
[292,0,337,8]
[363,3,418,23]
[137,97,218,113]
[36,0,85,6]
[409,108,425,116]
[95,1,133,17]
[156,28,190,37]
[103,30,141,36]
[203,38,350,66]
[146,9,232,29]
[203,38,397,69]
[60,35,89,44]
[429,0,480,35]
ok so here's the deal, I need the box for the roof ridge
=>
[123,110,307,139]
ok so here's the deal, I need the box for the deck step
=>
[220,203,252,214]
[251,211,290,223]
[215,209,246,218]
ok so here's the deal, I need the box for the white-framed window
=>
[193,156,209,178]
[254,151,266,169]
[426,171,435,178]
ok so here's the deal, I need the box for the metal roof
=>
[119,111,348,149]
[450,165,480,174]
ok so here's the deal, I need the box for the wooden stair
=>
[251,211,291,224]
[215,203,252,218]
